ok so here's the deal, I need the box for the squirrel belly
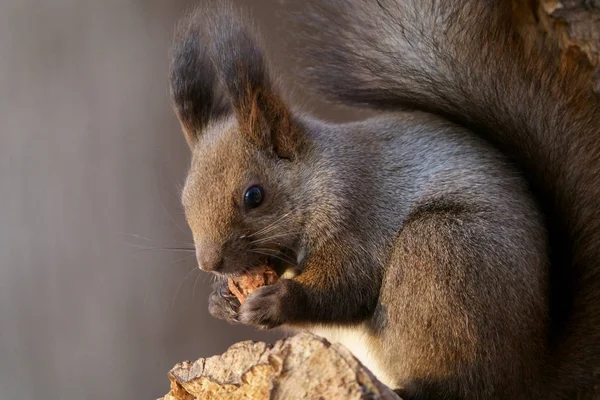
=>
[308,324,396,388]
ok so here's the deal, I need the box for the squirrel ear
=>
[206,3,302,159]
[169,10,231,147]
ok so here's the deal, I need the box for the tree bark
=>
[159,332,401,400]
[534,0,600,91]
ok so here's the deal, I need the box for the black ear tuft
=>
[170,2,302,157]
[204,2,302,159]
[205,4,270,115]
[169,9,231,147]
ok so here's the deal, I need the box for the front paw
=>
[238,281,292,329]
[208,281,241,324]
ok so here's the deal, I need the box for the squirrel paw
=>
[238,282,289,329]
[208,281,241,324]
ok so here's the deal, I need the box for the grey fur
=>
[169,1,600,399]
[296,0,600,398]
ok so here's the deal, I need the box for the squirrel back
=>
[296,0,600,395]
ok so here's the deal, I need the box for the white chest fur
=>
[306,325,395,389]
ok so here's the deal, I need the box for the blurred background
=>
[0,0,365,398]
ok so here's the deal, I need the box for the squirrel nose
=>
[195,241,223,272]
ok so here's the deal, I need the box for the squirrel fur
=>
[168,1,600,399]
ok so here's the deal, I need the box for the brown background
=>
[0,0,366,398]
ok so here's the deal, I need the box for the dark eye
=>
[244,186,264,209]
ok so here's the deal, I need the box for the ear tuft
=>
[205,2,302,159]
[170,2,302,157]
[169,9,231,147]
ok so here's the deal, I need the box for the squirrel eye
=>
[244,186,264,209]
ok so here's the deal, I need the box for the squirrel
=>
[168,1,600,399]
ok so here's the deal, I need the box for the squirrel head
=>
[169,4,308,275]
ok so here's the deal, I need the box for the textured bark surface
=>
[159,332,401,400]
[535,0,600,90]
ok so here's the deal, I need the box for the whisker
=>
[125,244,196,254]
[118,232,195,248]
[171,266,199,310]
[160,200,190,237]
[250,231,301,245]
[118,232,154,242]
[192,270,202,301]
[252,243,299,256]
[165,253,196,267]
[250,240,299,261]
[245,212,291,239]
[249,249,298,267]
[142,254,196,305]
[254,222,291,239]
[272,244,300,260]
[243,258,265,275]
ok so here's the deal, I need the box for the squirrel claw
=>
[208,281,241,324]
[238,282,289,329]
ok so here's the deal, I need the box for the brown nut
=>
[227,264,279,304]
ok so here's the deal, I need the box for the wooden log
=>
[159,332,401,400]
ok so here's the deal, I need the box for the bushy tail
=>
[297,0,600,395]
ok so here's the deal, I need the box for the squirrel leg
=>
[207,280,241,325]
[374,208,548,399]
[238,251,382,329]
